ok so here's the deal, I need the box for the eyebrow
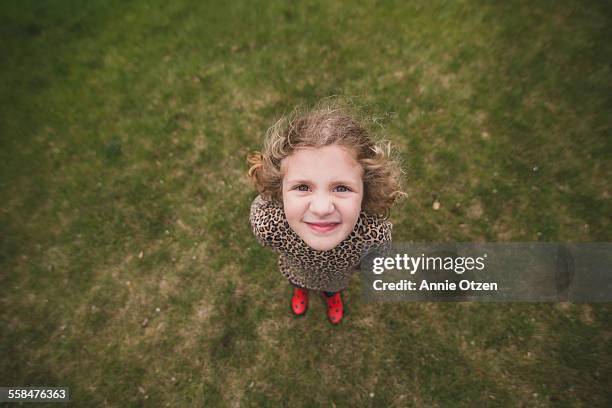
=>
[285,179,360,187]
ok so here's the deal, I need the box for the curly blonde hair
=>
[247,100,406,219]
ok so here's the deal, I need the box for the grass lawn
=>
[1,0,610,406]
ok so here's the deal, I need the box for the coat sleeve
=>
[249,194,280,249]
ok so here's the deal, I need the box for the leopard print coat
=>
[249,194,392,292]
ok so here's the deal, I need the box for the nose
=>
[309,192,335,217]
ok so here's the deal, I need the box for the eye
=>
[334,185,351,193]
[295,184,309,192]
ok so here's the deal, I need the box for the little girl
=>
[247,102,404,324]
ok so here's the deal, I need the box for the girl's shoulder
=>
[356,211,392,244]
[250,194,283,218]
[249,194,286,248]
[353,212,393,258]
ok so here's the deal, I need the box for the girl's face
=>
[281,145,364,251]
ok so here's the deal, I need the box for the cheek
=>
[339,197,363,221]
[282,195,304,221]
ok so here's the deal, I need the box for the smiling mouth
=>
[305,222,340,233]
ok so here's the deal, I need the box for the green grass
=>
[1,0,611,406]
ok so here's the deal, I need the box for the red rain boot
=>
[324,292,343,324]
[291,287,308,316]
